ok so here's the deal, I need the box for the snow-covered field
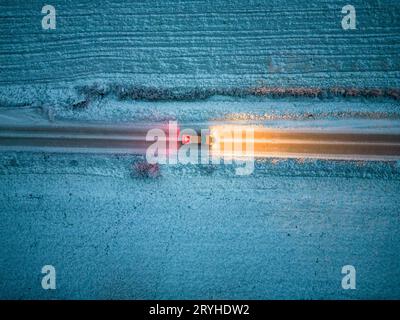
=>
[0,152,399,299]
[1,0,399,300]
[2,95,400,125]
[1,0,399,108]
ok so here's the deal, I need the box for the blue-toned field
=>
[0,0,399,299]
[0,153,399,299]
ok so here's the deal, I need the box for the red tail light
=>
[182,135,191,144]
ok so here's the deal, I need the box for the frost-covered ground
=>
[2,96,400,125]
[0,152,399,299]
[1,0,399,108]
[1,0,400,300]
[3,108,399,300]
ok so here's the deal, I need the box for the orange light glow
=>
[208,124,400,160]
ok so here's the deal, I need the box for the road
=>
[1,122,400,161]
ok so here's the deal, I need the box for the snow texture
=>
[0,0,399,108]
[0,152,399,299]
[0,0,400,299]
